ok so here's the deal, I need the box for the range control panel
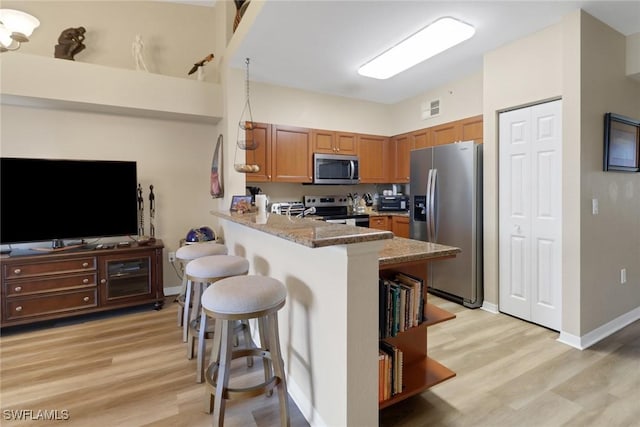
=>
[303,195,350,207]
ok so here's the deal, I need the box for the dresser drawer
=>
[5,273,97,296]
[4,257,96,279]
[5,289,98,321]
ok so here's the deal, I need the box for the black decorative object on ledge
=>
[54,26,86,60]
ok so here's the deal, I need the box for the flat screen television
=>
[1,157,138,246]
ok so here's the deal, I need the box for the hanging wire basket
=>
[236,57,258,151]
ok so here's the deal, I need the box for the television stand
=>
[30,242,87,253]
[0,240,164,328]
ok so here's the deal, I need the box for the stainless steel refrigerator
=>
[410,141,483,308]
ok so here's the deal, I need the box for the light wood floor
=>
[1,296,638,427]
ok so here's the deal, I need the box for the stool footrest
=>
[205,348,280,400]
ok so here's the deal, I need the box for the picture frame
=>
[230,195,253,212]
[604,112,640,172]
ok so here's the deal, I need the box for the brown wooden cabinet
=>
[358,134,389,183]
[390,134,411,183]
[412,129,430,150]
[430,121,459,146]
[1,241,164,328]
[369,215,391,231]
[271,125,312,183]
[391,216,410,238]
[459,114,483,144]
[378,259,456,409]
[312,130,357,155]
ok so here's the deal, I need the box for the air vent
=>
[421,98,441,120]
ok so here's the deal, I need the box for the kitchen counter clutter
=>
[211,210,393,248]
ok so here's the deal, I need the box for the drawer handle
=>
[82,262,89,268]
[83,296,90,302]
[15,306,23,312]
[100,279,107,284]
[13,268,21,275]
[83,278,89,284]
[14,286,22,292]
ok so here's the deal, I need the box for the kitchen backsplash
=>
[248,183,408,205]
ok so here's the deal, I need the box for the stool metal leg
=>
[182,279,193,342]
[212,319,233,427]
[196,308,208,383]
[258,317,273,397]
[205,316,224,414]
[267,312,290,427]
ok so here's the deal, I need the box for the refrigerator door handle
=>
[426,169,433,241]
[429,168,438,241]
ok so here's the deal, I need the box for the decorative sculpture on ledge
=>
[132,34,149,72]
[188,53,214,81]
[54,26,86,60]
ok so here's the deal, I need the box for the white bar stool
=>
[176,242,228,342]
[201,275,290,427]
[185,254,251,382]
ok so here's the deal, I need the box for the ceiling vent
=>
[421,98,441,120]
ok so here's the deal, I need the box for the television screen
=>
[1,158,138,245]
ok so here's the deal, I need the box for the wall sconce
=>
[0,9,40,52]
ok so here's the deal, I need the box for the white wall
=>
[390,71,483,136]
[579,12,640,334]
[0,1,227,290]
[2,0,220,82]
[0,104,224,288]
[483,22,564,313]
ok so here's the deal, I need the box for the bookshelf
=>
[378,259,456,409]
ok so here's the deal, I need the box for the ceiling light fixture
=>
[358,16,475,80]
[0,9,40,53]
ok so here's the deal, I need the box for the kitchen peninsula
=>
[211,210,460,427]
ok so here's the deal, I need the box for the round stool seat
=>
[186,255,249,281]
[202,275,286,316]
[176,242,227,262]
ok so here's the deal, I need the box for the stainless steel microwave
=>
[313,153,359,185]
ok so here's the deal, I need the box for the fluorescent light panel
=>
[358,16,475,80]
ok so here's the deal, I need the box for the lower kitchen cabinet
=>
[370,215,410,238]
[0,241,164,328]
[391,216,410,238]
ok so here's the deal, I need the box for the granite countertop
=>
[211,210,393,248]
[211,210,460,264]
[379,236,460,266]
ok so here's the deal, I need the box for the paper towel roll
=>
[255,194,267,213]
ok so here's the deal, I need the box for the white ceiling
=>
[168,1,640,105]
[224,1,640,104]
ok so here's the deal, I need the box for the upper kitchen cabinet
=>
[430,121,459,146]
[271,125,313,183]
[412,129,430,150]
[390,133,411,183]
[358,134,390,183]
[245,122,272,182]
[459,115,484,144]
[312,130,357,155]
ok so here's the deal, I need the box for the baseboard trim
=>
[558,305,640,350]
[287,377,328,427]
[163,286,181,296]
[481,301,499,313]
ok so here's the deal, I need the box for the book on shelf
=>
[395,272,425,325]
[379,340,404,397]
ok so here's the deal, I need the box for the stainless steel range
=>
[304,195,370,227]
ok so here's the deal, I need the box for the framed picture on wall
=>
[604,112,640,172]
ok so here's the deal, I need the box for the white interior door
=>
[499,100,562,331]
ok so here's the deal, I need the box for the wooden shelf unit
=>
[0,240,164,328]
[378,259,456,409]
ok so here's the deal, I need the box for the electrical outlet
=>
[168,251,176,263]
[620,268,627,284]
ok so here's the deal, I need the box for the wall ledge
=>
[1,53,222,123]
